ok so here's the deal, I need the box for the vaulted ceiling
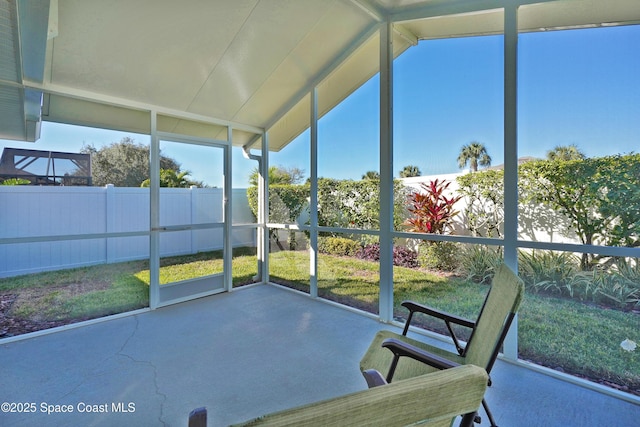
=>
[2,0,639,150]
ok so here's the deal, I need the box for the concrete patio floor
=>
[1,284,638,427]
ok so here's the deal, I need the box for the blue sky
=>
[2,25,638,187]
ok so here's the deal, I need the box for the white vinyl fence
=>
[0,185,256,278]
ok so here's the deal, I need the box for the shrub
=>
[518,250,580,295]
[590,259,640,309]
[317,236,360,257]
[458,245,503,284]
[515,252,640,310]
[355,243,419,268]
[1,178,31,185]
[456,170,504,238]
[418,241,459,272]
[357,243,380,261]
[403,179,461,234]
[393,245,420,269]
[317,178,409,231]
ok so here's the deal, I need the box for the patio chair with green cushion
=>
[188,364,488,427]
[360,263,524,427]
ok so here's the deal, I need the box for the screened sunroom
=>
[1,1,639,425]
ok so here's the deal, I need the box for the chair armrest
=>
[402,301,475,329]
[382,337,460,380]
[401,301,475,355]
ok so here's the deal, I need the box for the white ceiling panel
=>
[50,0,259,111]
[187,0,342,119]
[230,0,373,127]
[0,86,25,140]
[0,0,20,83]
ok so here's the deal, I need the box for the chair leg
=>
[482,398,498,427]
[459,411,478,427]
[188,407,207,427]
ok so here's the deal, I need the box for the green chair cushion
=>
[360,330,465,382]
[231,364,488,427]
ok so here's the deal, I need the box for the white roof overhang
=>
[1,0,50,142]
[1,0,639,150]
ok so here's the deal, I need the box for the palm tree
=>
[457,142,492,172]
[362,170,380,180]
[546,144,586,161]
[140,169,200,188]
[399,165,421,178]
[248,165,304,187]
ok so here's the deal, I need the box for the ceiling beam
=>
[390,0,560,22]
[24,81,264,135]
[350,0,385,21]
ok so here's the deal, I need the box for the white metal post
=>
[379,20,394,322]
[310,88,319,298]
[149,111,160,309]
[503,3,519,360]
[224,127,233,292]
[261,132,270,284]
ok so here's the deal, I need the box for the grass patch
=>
[0,248,258,334]
[519,294,640,390]
[2,261,150,324]
[133,247,258,285]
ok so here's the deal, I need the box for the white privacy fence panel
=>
[0,186,256,278]
[107,187,149,263]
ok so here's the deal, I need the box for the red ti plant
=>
[403,179,462,234]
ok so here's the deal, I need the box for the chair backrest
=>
[463,263,524,371]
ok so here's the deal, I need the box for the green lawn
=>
[0,261,150,322]
[0,247,258,325]
[1,248,637,395]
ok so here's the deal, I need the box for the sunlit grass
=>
[1,248,259,326]
[519,294,640,390]
[3,261,149,322]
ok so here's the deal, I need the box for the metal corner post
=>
[503,3,519,360]
[261,131,270,284]
[379,20,394,322]
[224,126,233,292]
[149,111,160,309]
[309,87,319,298]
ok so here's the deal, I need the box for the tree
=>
[399,165,421,178]
[546,144,586,161]
[82,138,180,187]
[1,178,30,185]
[247,165,306,250]
[362,171,380,180]
[521,154,640,268]
[456,170,504,238]
[140,169,202,188]
[248,165,305,187]
[316,178,409,234]
[457,142,492,172]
